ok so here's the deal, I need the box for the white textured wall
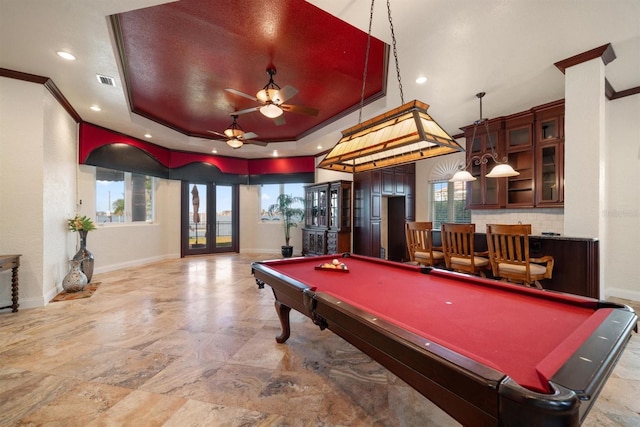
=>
[602,94,640,300]
[42,87,78,303]
[0,77,76,308]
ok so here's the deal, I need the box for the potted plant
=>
[268,193,305,258]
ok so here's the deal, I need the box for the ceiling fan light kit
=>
[226,138,244,149]
[226,66,319,124]
[207,114,266,149]
[256,89,281,104]
[260,103,284,118]
[319,0,463,173]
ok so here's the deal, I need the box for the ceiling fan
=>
[225,67,319,125]
[207,115,267,149]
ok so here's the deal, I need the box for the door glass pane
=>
[189,183,207,249]
[541,119,557,140]
[485,173,498,205]
[541,146,557,201]
[508,127,530,147]
[216,185,232,248]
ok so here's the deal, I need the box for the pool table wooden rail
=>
[251,256,637,426]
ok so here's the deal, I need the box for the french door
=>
[181,182,239,256]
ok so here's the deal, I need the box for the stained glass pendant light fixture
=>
[450,92,519,182]
[318,0,463,174]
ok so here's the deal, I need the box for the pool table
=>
[252,253,637,426]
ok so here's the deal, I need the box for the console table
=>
[0,254,20,312]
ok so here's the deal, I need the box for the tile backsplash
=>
[471,208,564,236]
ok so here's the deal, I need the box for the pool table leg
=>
[274,300,291,343]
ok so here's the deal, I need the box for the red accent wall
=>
[79,123,315,176]
[79,122,170,166]
[249,157,316,175]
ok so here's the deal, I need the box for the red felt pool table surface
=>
[261,254,611,393]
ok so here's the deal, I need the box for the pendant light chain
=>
[359,0,376,124]
[387,0,404,105]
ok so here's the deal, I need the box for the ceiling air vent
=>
[96,74,116,86]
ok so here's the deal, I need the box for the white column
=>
[563,59,606,238]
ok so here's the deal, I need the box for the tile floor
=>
[0,253,638,426]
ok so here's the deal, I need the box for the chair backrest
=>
[441,223,477,273]
[486,223,532,281]
[405,222,436,264]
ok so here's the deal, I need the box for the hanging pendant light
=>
[450,92,519,182]
[317,0,463,174]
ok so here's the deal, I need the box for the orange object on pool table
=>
[252,253,637,427]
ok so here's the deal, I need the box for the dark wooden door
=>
[387,196,406,262]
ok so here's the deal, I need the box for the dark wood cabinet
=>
[460,100,564,209]
[302,180,351,255]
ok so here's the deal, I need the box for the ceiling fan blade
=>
[246,140,268,147]
[206,130,227,138]
[225,88,259,102]
[233,106,261,115]
[240,131,258,140]
[275,85,298,104]
[281,104,319,116]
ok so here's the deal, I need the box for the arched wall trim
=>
[85,143,170,178]
[170,162,247,184]
[80,123,315,183]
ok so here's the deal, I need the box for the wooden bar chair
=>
[441,223,489,277]
[486,224,554,289]
[405,222,444,267]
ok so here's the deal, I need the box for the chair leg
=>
[533,280,544,290]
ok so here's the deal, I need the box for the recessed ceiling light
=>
[211,148,218,154]
[144,133,152,138]
[416,76,428,84]
[317,145,322,150]
[272,150,278,157]
[56,51,76,61]
[90,105,101,112]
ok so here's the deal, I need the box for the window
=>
[95,167,154,224]
[431,181,471,229]
[260,183,304,221]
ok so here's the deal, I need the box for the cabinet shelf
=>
[509,176,532,182]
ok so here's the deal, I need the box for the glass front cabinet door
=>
[534,101,564,206]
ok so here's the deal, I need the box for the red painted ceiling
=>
[115,0,387,144]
